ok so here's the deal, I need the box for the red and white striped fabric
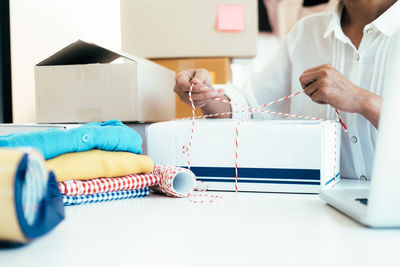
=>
[58,164,197,198]
[58,173,159,196]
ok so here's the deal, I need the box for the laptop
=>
[319,29,400,228]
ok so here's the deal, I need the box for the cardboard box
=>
[147,119,341,193]
[121,0,258,58]
[35,40,176,123]
[151,58,232,118]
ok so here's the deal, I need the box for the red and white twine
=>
[184,84,343,192]
[182,83,196,170]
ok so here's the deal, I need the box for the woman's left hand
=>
[299,64,382,128]
[299,64,370,114]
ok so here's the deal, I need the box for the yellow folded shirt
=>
[46,149,153,182]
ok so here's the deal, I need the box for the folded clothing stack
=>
[48,149,155,205]
[0,120,197,206]
[57,164,198,205]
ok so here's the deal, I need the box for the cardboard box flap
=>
[37,40,124,66]
[117,50,173,71]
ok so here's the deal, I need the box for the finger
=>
[176,69,195,82]
[178,95,207,108]
[177,91,190,104]
[299,71,321,89]
[175,71,194,93]
[183,83,212,93]
[190,69,212,86]
[190,89,224,101]
[304,80,321,97]
[193,99,210,108]
[299,70,327,89]
[310,90,328,105]
[302,64,332,74]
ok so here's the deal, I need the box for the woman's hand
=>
[299,64,382,128]
[174,69,224,108]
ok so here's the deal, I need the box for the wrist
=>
[357,91,375,116]
[356,90,382,128]
[355,88,371,115]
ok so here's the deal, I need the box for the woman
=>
[174,0,399,180]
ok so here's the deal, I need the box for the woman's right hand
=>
[174,69,225,108]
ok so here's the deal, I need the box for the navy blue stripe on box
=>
[197,178,320,185]
[180,166,320,180]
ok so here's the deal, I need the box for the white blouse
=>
[225,2,400,180]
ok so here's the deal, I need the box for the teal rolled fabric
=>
[0,120,142,160]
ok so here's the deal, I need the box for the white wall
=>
[10,0,121,122]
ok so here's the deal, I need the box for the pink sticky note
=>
[216,4,245,32]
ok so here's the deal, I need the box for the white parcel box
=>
[35,40,175,123]
[147,119,341,193]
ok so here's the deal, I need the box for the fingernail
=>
[218,89,225,94]
[199,86,208,91]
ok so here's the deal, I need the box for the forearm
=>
[200,95,232,118]
[358,91,382,129]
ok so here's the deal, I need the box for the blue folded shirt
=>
[0,120,142,159]
[62,187,150,206]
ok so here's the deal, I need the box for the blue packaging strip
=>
[181,166,322,185]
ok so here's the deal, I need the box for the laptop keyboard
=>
[355,198,368,205]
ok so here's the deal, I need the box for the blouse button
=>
[351,136,358,143]
[360,175,368,181]
[366,28,374,35]
[355,54,360,61]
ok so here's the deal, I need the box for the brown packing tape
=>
[151,58,232,119]
[0,150,28,243]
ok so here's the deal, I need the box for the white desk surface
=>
[1,190,400,267]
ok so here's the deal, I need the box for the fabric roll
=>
[0,148,64,243]
[46,149,154,182]
[63,187,150,206]
[57,165,197,199]
[152,165,197,197]
[0,120,142,160]
[58,173,159,196]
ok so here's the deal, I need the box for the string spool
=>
[0,148,64,244]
